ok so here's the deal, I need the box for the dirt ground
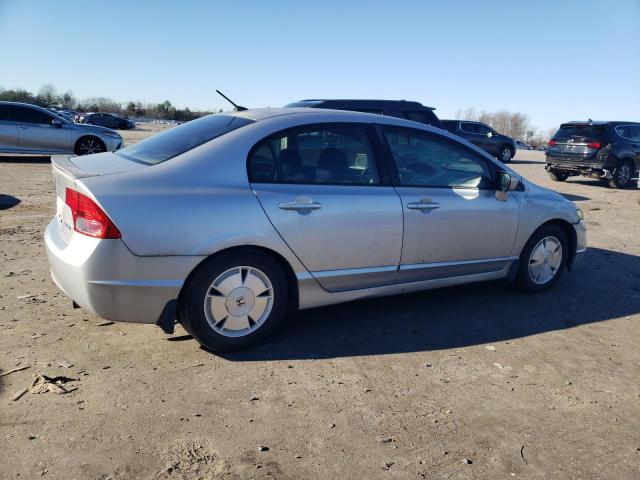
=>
[1,127,639,480]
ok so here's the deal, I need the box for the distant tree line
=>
[0,83,215,121]
[454,108,554,147]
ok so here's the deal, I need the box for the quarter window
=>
[616,125,640,141]
[383,127,494,189]
[248,125,381,185]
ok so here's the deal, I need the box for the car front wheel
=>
[179,249,288,351]
[498,146,513,163]
[515,224,568,293]
[74,136,106,155]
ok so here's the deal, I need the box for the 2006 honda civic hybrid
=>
[45,108,587,351]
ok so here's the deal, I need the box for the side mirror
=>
[486,131,493,138]
[497,171,520,192]
[51,119,63,128]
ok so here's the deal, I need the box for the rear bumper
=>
[45,219,204,325]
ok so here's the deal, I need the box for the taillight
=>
[65,188,120,239]
[548,140,557,146]
[587,141,602,149]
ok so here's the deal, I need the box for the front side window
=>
[460,122,478,134]
[475,124,493,135]
[248,124,380,185]
[10,106,53,124]
[116,114,253,165]
[383,127,494,189]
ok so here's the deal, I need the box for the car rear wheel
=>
[179,249,288,352]
[515,224,568,293]
[498,146,513,163]
[74,136,106,155]
[608,159,634,189]
[548,169,569,182]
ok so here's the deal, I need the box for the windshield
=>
[553,124,608,142]
[116,114,253,165]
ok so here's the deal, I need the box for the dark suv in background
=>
[441,120,516,163]
[546,121,640,188]
[285,99,442,128]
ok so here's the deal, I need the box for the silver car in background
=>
[0,101,124,155]
[45,108,587,351]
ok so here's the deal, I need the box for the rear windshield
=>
[553,124,608,142]
[116,115,253,165]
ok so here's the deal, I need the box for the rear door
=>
[0,105,18,150]
[10,105,72,153]
[248,123,403,291]
[380,125,519,282]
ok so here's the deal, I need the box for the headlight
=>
[102,130,121,138]
[576,208,584,221]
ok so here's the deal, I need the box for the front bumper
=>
[45,219,204,325]
[571,220,587,267]
[104,136,124,151]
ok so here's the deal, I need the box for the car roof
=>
[560,121,640,126]
[230,107,439,127]
[287,99,436,110]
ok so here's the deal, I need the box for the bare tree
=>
[456,108,531,139]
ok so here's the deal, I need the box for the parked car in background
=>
[546,121,640,188]
[45,108,586,352]
[0,101,124,155]
[515,140,533,150]
[285,99,442,128]
[80,112,135,130]
[537,145,547,151]
[441,120,516,163]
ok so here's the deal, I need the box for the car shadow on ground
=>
[0,194,20,210]
[216,247,640,361]
[0,155,51,164]
[561,193,590,202]
[510,159,545,165]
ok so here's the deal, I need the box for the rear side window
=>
[9,106,53,124]
[615,125,640,141]
[403,110,440,126]
[116,115,253,165]
[383,126,494,189]
[553,124,608,142]
[248,124,380,185]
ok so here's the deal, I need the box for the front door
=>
[380,125,519,283]
[248,123,403,291]
[11,105,71,153]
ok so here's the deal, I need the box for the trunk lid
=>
[548,124,608,157]
[51,153,146,243]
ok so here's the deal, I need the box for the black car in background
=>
[80,112,135,130]
[546,121,640,189]
[286,99,442,128]
[441,120,516,163]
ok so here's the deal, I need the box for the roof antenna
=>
[216,90,247,111]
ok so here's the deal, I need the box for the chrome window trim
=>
[614,124,640,141]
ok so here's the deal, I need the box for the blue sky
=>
[0,0,638,131]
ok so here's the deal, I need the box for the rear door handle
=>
[278,198,323,211]
[407,201,440,211]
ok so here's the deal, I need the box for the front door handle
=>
[278,197,323,211]
[407,201,440,211]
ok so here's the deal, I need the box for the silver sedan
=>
[0,101,123,155]
[45,108,587,351]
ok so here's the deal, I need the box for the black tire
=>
[178,249,288,352]
[498,145,513,163]
[74,136,106,155]
[515,224,568,293]
[548,169,569,182]
[608,159,634,189]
